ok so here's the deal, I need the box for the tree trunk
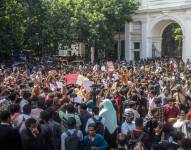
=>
[178,40,181,57]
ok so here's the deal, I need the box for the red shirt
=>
[187,111,191,121]
[168,64,174,72]
[115,96,123,124]
[163,104,180,121]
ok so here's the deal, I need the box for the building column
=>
[117,36,121,60]
[141,17,153,59]
[125,22,132,61]
[183,19,191,62]
[141,21,147,59]
[141,0,148,8]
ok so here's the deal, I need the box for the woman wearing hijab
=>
[99,99,118,149]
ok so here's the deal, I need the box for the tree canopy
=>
[0,0,138,59]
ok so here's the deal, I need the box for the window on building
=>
[134,42,140,49]
[134,51,140,61]
[121,40,125,60]
[115,24,125,33]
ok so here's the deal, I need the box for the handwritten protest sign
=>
[107,61,114,72]
[144,65,150,72]
[56,81,63,89]
[83,80,94,92]
[49,83,55,91]
[76,75,89,85]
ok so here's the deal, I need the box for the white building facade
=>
[125,0,191,61]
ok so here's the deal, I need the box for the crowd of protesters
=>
[0,57,191,150]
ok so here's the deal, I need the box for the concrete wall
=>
[140,0,191,9]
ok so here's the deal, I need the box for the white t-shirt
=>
[121,121,135,135]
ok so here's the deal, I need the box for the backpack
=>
[127,130,145,150]
[65,130,81,150]
[92,116,105,135]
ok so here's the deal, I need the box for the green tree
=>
[0,0,138,61]
[71,0,138,61]
[0,0,27,61]
[174,27,183,57]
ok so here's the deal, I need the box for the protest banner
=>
[65,73,79,84]
[107,61,114,72]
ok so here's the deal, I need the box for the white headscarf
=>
[99,99,118,134]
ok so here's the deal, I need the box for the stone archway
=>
[161,23,182,58]
[126,8,191,62]
[150,15,185,58]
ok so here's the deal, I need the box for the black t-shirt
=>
[115,148,127,150]
[156,141,180,150]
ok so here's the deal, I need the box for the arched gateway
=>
[150,16,184,58]
[125,0,191,61]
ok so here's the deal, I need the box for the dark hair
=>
[45,100,53,108]
[150,90,156,95]
[150,108,158,116]
[8,92,18,101]
[167,97,176,102]
[40,110,50,122]
[46,107,61,123]
[25,118,37,129]
[92,106,99,115]
[162,123,174,134]
[67,117,76,128]
[23,104,31,114]
[140,90,145,96]
[88,123,97,130]
[0,111,10,122]
[43,87,49,93]
[154,97,162,104]
[131,94,138,102]
[135,118,143,128]
[46,107,54,117]
[56,92,62,99]
[117,133,127,147]
[8,104,20,115]
[66,104,75,113]
[31,96,39,102]
[23,91,31,100]
[28,81,34,87]
[181,138,191,150]
[170,131,185,142]
[37,99,44,108]
[80,103,87,110]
